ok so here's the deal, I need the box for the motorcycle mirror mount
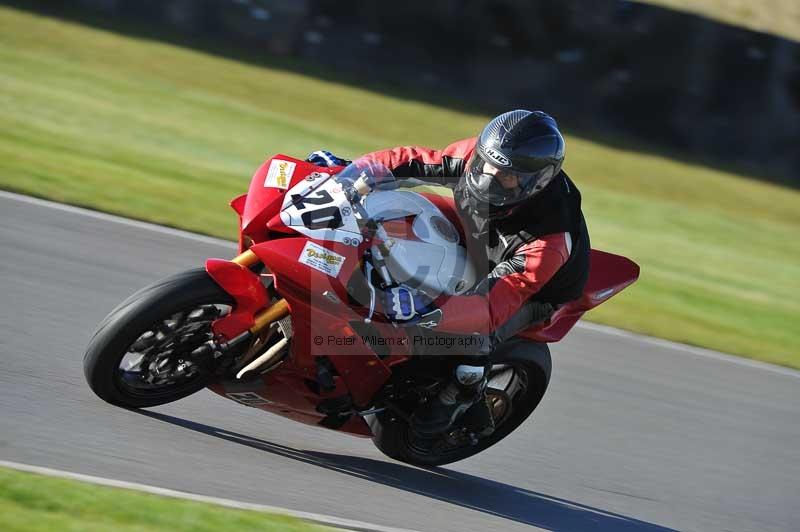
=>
[354,175,373,196]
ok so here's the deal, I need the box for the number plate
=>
[280,176,362,244]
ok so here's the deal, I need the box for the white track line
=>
[0,460,421,532]
[2,189,798,379]
[575,321,800,379]
[0,189,235,248]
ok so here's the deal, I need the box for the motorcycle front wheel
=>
[83,268,235,408]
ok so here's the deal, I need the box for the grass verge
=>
[0,7,798,367]
[644,0,800,41]
[0,466,323,532]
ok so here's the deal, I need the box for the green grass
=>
[644,0,800,41]
[0,467,322,532]
[0,7,798,367]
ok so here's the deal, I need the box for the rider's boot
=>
[411,364,493,436]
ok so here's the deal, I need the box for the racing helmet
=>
[464,110,565,219]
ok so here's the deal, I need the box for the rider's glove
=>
[380,285,441,328]
[305,150,351,168]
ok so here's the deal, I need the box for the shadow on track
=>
[136,410,675,532]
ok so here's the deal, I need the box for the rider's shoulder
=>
[442,137,477,159]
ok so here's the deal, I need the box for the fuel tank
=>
[363,190,476,297]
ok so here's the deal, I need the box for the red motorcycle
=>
[84,155,639,466]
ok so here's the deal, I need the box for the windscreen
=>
[334,157,396,190]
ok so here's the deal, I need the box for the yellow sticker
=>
[264,159,296,190]
[299,241,345,277]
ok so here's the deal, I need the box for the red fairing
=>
[246,238,408,406]
[205,258,268,340]
[240,155,345,243]
[207,375,374,437]
[240,158,288,242]
[230,193,247,217]
[266,212,295,234]
[523,250,640,342]
[229,194,248,253]
[248,237,360,307]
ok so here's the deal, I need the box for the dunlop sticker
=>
[264,159,296,190]
[299,241,345,277]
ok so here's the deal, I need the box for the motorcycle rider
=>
[308,110,590,436]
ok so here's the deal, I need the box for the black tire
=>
[370,356,550,467]
[83,268,234,408]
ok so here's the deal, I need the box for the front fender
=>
[205,258,269,340]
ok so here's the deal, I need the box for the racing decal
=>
[226,391,273,407]
[299,241,346,277]
[280,177,363,244]
[264,159,296,189]
[288,189,343,229]
[301,206,343,230]
[305,171,329,181]
[416,309,443,329]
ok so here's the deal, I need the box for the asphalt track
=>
[1,191,798,532]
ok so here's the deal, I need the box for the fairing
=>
[523,249,640,342]
[234,155,345,249]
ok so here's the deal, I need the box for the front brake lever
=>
[369,229,397,288]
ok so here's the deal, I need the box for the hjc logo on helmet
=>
[483,147,511,167]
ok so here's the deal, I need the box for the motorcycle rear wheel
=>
[370,357,549,466]
[83,268,235,408]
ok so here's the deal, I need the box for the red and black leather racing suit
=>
[364,138,590,344]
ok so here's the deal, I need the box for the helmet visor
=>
[465,152,556,207]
